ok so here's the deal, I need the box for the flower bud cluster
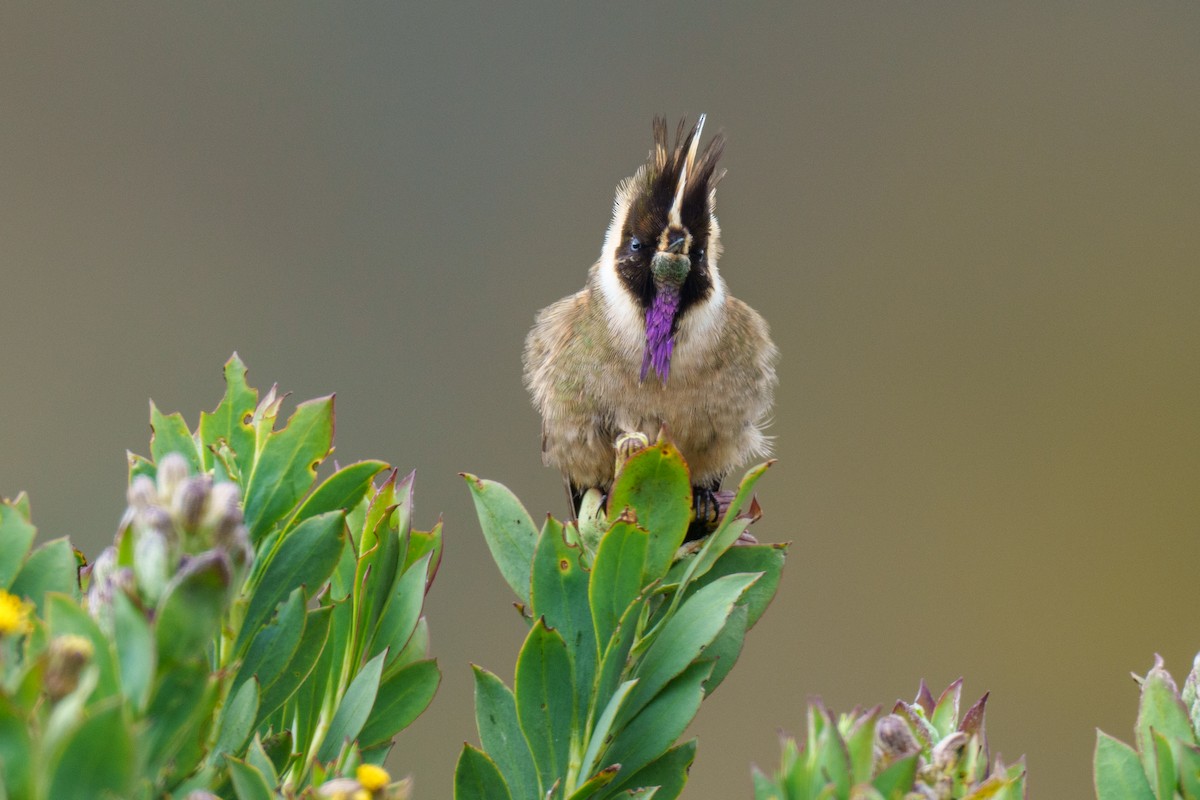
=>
[86,452,252,629]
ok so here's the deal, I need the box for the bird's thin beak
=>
[665,233,688,254]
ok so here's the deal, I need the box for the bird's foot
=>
[614,431,650,471]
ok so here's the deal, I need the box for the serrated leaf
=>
[228,757,275,800]
[235,510,344,655]
[601,661,713,797]
[0,501,37,590]
[243,395,334,542]
[358,658,441,747]
[1095,730,1154,800]
[455,743,515,800]
[624,572,759,722]
[11,538,79,613]
[463,474,539,606]
[532,516,596,726]
[316,650,386,763]
[46,702,133,800]
[198,353,258,476]
[112,590,155,712]
[155,551,231,666]
[150,401,202,473]
[473,665,540,800]
[590,517,649,647]
[515,618,574,794]
[607,439,691,583]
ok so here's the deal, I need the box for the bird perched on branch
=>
[523,115,777,537]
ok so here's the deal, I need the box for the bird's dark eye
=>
[629,237,642,252]
[694,247,706,261]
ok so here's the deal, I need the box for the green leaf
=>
[150,401,202,473]
[1152,729,1177,800]
[212,677,260,765]
[930,679,963,738]
[11,538,79,613]
[390,616,431,674]
[455,743,515,800]
[684,460,773,583]
[579,679,638,787]
[155,551,231,666]
[358,658,441,747]
[235,510,344,654]
[589,516,649,647]
[198,353,258,476]
[406,522,443,580]
[515,618,574,795]
[316,650,386,763]
[233,587,305,700]
[595,593,650,722]
[46,702,134,800]
[532,516,596,726]
[0,500,37,589]
[473,665,539,800]
[625,572,759,722]
[873,754,918,797]
[143,661,219,782]
[243,395,334,542]
[602,740,695,800]
[1175,741,1200,799]
[673,543,786,629]
[699,603,748,695]
[844,708,880,785]
[246,732,281,786]
[566,765,621,800]
[227,757,275,800]
[463,474,539,606]
[1095,730,1154,800]
[1137,656,1196,791]
[112,591,155,712]
[0,696,33,799]
[287,460,388,533]
[45,594,120,703]
[257,604,332,725]
[369,554,430,673]
[602,661,713,797]
[606,439,691,583]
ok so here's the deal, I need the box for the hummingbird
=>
[523,115,777,537]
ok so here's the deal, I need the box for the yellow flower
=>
[0,590,32,636]
[355,764,390,793]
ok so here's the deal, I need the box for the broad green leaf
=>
[406,523,444,581]
[390,616,431,675]
[360,511,402,656]
[1137,657,1196,791]
[143,661,218,781]
[699,603,748,695]
[45,594,120,702]
[580,679,638,786]
[463,474,539,606]
[316,650,386,763]
[1175,741,1200,799]
[11,538,79,612]
[606,439,691,583]
[233,587,305,697]
[112,590,155,712]
[473,665,539,800]
[930,679,963,738]
[46,703,134,800]
[671,544,786,629]
[625,572,759,722]
[257,604,332,725]
[358,658,441,746]
[247,732,282,786]
[455,743,514,800]
[149,401,202,473]
[370,554,432,672]
[243,395,334,542]
[235,510,344,654]
[1095,730,1154,800]
[0,697,32,799]
[1152,730,1177,800]
[515,618,574,794]
[532,516,596,725]
[0,500,36,589]
[873,754,918,797]
[566,765,621,800]
[155,551,231,666]
[589,517,649,646]
[595,593,650,720]
[227,757,275,800]
[198,353,258,476]
[212,678,260,765]
[601,661,713,796]
[287,459,388,533]
[844,708,880,785]
[601,740,695,800]
[684,460,773,583]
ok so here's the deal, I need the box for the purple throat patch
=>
[640,289,680,383]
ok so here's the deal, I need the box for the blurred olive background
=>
[2,4,1198,797]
